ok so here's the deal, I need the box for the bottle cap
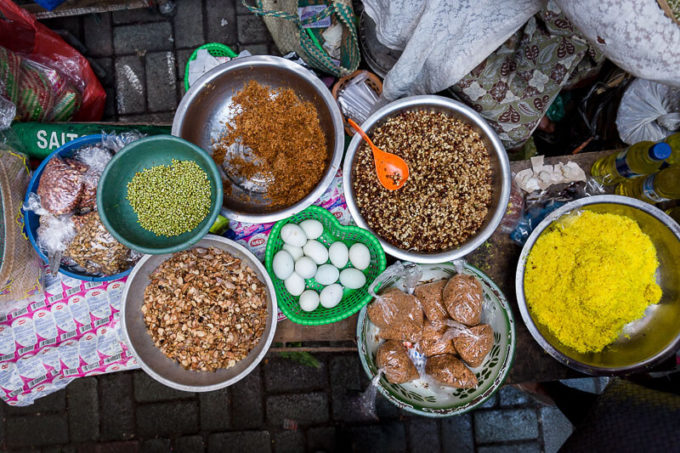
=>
[649,142,671,160]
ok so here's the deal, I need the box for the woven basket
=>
[264,205,386,325]
[658,0,680,25]
[332,69,382,135]
[184,43,238,92]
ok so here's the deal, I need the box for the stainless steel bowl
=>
[120,235,277,392]
[342,95,511,263]
[516,195,680,375]
[172,56,344,224]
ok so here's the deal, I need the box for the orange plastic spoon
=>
[348,118,409,191]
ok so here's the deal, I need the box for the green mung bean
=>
[127,159,211,237]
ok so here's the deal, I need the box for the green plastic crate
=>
[184,43,238,92]
[265,206,387,326]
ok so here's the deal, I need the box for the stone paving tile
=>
[205,0,237,45]
[478,392,498,409]
[237,15,270,45]
[208,431,271,453]
[477,442,541,453]
[136,401,199,438]
[6,414,68,447]
[230,366,264,429]
[408,419,440,453]
[174,0,205,49]
[474,409,539,443]
[133,371,194,402]
[98,373,135,441]
[200,388,230,432]
[112,7,166,25]
[145,51,178,112]
[329,355,362,421]
[115,56,145,115]
[266,392,329,426]
[441,413,474,453]
[83,13,112,57]
[6,389,65,415]
[307,426,337,453]
[499,386,531,407]
[142,438,171,453]
[264,357,328,392]
[91,57,114,87]
[176,49,194,82]
[560,377,598,394]
[339,422,407,453]
[43,446,76,453]
[42,16,83,41]
[174,435,206,453]
[244,43,269,55]
[273,430,306,453]
[67,377,99,442]
[118,112,175,123]
[81,440,140,453]
[113,22,173,54]
[540,406,573,453]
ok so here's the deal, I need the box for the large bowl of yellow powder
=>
[516,195,680,375]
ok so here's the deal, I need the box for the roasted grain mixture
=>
[213,80,328,207]
[352,111,492,252]
[142,247,268,371]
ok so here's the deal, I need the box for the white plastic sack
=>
[362,0,543,100]
[616,78,680,145]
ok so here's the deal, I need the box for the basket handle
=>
[241,0,335,26]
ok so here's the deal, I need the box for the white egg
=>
[280,224,307,247]
[299,219,324,240]
[282,244,304,261]
[284,272,305,296]
[299,290,320,312]
[339,268,366,289]
[349,243,371,270]
[272,250,294,280]
[328,242,349,268]
[295,256,317,279]
[320,284,343,308]
[315,264,339,285]
[303,240,329,265]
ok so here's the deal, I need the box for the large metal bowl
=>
[120,235,277,391]
[342,95,511,263]
[172,56,344,224]
[516,195,680,375]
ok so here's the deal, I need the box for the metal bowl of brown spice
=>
[120,234,277,392]
[172,56,344,224]
[343,95,511,263]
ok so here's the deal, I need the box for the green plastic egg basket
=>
[265,206,387,325]
[184,43,238,91]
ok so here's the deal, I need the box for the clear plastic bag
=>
[376,339,419,384]
[616,78,680,145]
[442,274,483,326]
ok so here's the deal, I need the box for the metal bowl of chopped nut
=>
[343,95,511,263]
[120,234,277,392]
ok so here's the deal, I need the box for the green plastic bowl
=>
[97,135,223,255]
[265,206,387,325]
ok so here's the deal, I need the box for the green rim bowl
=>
[97,135,223,255]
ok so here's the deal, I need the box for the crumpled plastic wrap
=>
[514,156,587,194]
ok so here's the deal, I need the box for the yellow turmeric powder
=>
[524,211,661,354]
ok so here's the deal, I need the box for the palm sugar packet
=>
[454,324,494,368]
[426,354,478,389]
[443,274,483,326]
[368,288,423,342]
[420,320,456,357]
[414,280,448,323]
[376,340,419,384]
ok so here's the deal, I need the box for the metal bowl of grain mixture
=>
[120,234,277,392]
[172,56,344,224]
[343,95,511,263]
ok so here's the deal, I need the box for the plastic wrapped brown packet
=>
[425,354,478,389]
[378,325,423,343]
[454,324,494,368]
[376,340,419,384]
[37,157,85,215]
[419,320,457,357]
[367,287,423,333]
[443,274,483,326]
[414,279,448,323]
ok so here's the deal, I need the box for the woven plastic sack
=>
[242,0,360,77]
[0,147,43,303]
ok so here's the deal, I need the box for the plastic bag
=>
[425,354,478,389]
[499,179,525,234]
[616,78,680,145]
[0,0,105,121]
[442,274,483,326]
[0,148,43,302]
[376,339,419,384]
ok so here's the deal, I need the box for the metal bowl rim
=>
[120,234,278,392]
[342,95,511,263]
[171,55,345,224]
[515,194,680,375]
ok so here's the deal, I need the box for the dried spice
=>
[425,354,478,389]
[420,320,457,357]
[142,247,268,372]
[414,280,448,323]
[214,80,328,207]
[367,288,424,342]
[443,274,483,326]
[376,340,419,384]
[37,157,85,215]
[352,111,492,252]
[453,324,493,368]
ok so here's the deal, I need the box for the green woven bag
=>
[242,0,360,77]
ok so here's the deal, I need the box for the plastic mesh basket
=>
[184,43,238,91]
[265,206,387,326]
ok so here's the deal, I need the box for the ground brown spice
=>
[214,81,328,207]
